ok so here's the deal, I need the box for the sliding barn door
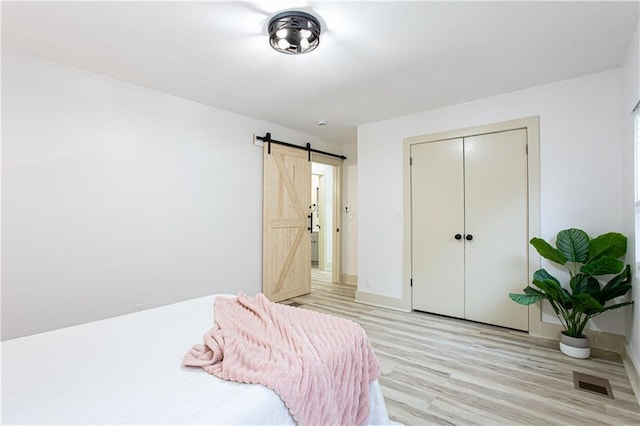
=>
[262,144,311,302]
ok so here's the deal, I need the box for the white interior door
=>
[464,129,529,331]
[411,139,465,317]
[262,144,311,302]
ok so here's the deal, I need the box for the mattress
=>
[1,294,391,425]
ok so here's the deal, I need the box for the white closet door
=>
[411,139,465,317]
[463,129,529,331]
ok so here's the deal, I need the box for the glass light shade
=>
[277,38,290,50]
[299,29,311,39]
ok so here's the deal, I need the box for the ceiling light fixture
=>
[268,11,321,55]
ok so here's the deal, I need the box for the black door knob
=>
[466,234,474,241]
[454,234,462,240]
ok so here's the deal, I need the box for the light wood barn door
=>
[262,144,311,302]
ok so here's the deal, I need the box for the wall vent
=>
[573,372,614,399]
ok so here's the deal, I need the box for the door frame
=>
[402,116,544,334]
[311,153,342,285]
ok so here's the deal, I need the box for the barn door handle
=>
[466,234,473,241]
[308,214,313,232]
[454,234,462,240]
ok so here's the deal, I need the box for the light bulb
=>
[300,29,311,39]
[277,39,290,50]
[300,38,310,50]
[276,29,288,39]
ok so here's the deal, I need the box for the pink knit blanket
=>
[182,293,380,426]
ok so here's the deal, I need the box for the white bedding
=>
[1,294,391,425]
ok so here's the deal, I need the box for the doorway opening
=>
[310,155,342,287]
[311,162,334,283]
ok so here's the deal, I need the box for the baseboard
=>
[623,344,640,406]
[585,329,627,354]
[529,320,626,354]
[341,274,357,285]
[355,290,411,312]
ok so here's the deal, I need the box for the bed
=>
[1,294,391,425]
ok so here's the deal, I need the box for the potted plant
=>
[509,228,633,358]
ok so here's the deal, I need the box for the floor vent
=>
[573,372,614,399]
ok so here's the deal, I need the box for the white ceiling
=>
[3,1,638,145]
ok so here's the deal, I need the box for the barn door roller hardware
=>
[257,133,347,161]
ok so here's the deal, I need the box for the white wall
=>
[1,49,339,340]
[358,68,627,335]
[621,24,640,371]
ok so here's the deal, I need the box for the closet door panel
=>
[411,139,465,317]
[463,129,529,331]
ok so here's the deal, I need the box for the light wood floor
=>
[285,269,640,425]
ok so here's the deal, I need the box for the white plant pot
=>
[559,332,590,359]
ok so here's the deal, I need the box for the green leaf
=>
[530,238,566,264]
[558,287,573,309]
[570,274,600,296]
[588,232,627,262]
[524,286,545,296]
[556,228,590,263]
[598,265,632,303]
[532,269,561,287]
[531,270,573,310]
[580,256,624,276]
[534,278,566,302]
[509,292,544,305]
[599,301,634,313]
[570,293,604,315]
